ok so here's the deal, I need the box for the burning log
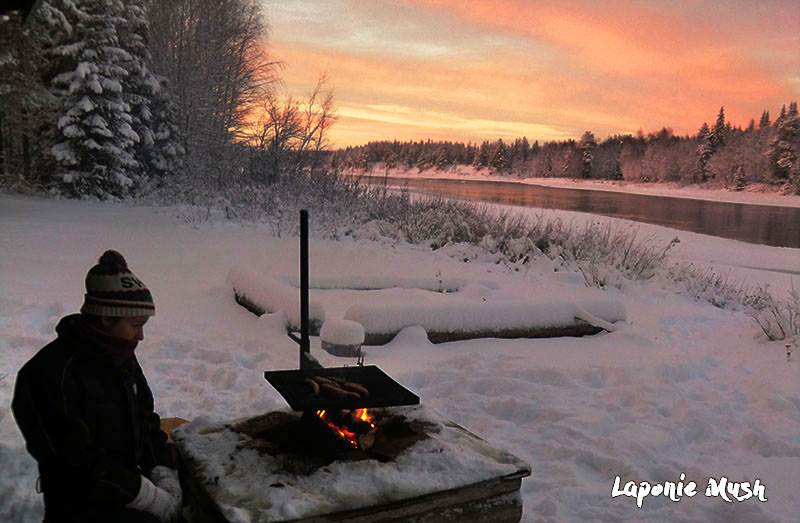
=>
[315,408,376,450]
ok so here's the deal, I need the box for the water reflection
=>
[363,176,800,248]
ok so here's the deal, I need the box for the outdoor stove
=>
[172,211,530,523]
[263,209,420,451]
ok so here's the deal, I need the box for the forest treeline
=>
[2,2,799,199]
[0,0,334,200]
[330,104,800,194]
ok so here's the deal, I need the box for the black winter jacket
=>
[11,314,172,520]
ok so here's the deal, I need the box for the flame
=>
[316,409,374,449]
[355,408,374,427]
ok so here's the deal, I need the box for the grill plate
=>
[264,365,420,411]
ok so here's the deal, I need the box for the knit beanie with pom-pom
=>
[80,250,155,317]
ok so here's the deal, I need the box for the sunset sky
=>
[261,0,800,148]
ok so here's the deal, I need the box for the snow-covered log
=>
[227,266,325,334]
[280,274,497,293]
[344,299,627,345]
[320,319,365,357]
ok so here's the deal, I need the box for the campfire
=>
[175,404,530,523]
[229,405,434,471]
[170,210,530,522]
[261,210,421,458]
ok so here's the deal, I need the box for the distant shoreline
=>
[346,166,800,209]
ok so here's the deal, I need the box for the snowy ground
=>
[365,165,800,208]
[1,193,798,522]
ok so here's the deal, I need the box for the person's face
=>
[104,316,149,341]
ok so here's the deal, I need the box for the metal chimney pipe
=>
[300,209,310,368]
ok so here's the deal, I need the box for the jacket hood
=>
[55,314,86,341]
[55,314,138,367]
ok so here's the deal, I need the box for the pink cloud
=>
[264,1,799,146]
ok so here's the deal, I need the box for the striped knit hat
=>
[81,250,155,317]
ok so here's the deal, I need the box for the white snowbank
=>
[344,299,627,337]
[226,266,325,329]
[320,319,365,345]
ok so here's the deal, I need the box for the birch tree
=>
[145,0,277,178]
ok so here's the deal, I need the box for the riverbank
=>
[357,165,800,208]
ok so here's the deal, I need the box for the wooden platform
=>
[173,408,531,523]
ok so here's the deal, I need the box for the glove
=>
[150,465,183,508]
[126,475,181,523]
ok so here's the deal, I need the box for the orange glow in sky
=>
[261,0,800,147]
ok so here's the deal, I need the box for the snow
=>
[50,142,78,165]
[75,62,92,80]
[75,96,94,113]
[101,77,122,93]
[87,114,111,136]
[320,319,364,346]
[113,172,133,188]
[1,193,799,523]
[61,124,85,139]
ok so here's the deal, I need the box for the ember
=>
[315,408,376,449]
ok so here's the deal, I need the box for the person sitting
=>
[12,250,182,522]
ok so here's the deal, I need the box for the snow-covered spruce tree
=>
[759,110,771,130]
[711,106,727,150]
[768,101,799,192]
[490,139,508,172]
[578,131,595,179]
[695,122,714,182]
[142,76,183,185]
[116,0,153,189]
[118,0,182,188]
[473,141,489,168]
[49,0,141,199]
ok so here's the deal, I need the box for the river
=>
[360,176,800,248]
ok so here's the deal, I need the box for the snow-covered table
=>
[173,406,531,522]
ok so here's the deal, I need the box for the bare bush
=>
[244,75,337,184]
[355,188,679,286]
[668,262,799,341]
[668,263,753,309]
[744,283,800,341]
